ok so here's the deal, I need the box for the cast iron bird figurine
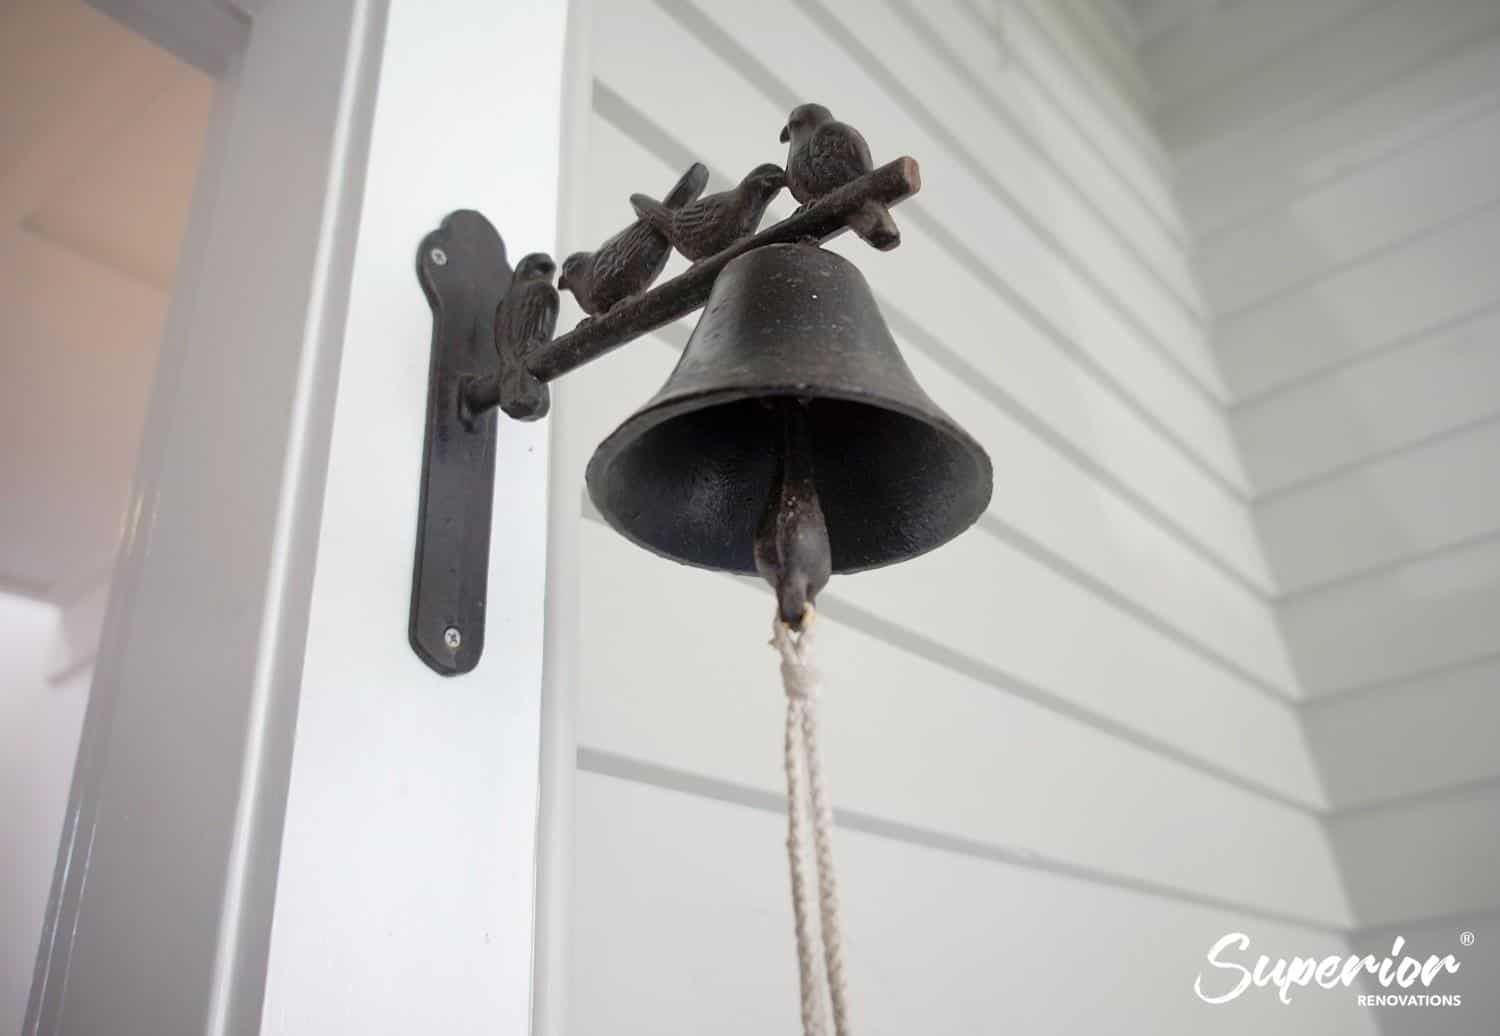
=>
[559,162,709,317]
[628,163,787,261]
[780,102,900,251]
[494,252,557,420]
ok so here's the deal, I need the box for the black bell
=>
[586,243,992,595]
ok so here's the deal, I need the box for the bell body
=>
[586,243,992,575]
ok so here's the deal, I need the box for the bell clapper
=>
[755,399,833,631]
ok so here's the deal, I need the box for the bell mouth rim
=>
[585,382,995,577]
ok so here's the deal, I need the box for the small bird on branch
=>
[630,163,787,261]
[493,252,557,419]
[559,162,709,317]
[781,103,899,251]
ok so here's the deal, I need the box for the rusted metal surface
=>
[523,155,921,385]
[755,399,833,630]
[409,210,509,675]
[782,103,901,250]
[584,243,992,588]
[630,162,787,261]
[410,104,991,677]
[462,252,557,422]
[556,163,708,316]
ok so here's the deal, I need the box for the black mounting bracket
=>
[409,210,510,675]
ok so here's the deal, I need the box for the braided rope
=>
[784,687,826,1035]
[773,607,852,1036]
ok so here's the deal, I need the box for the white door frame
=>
[28,2,584,1032]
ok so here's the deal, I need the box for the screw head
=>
[430,247,448,267]
[443,626,462,650]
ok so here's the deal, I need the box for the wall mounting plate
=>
[409,210,511,675]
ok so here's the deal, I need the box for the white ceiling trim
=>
[87,0,250,76]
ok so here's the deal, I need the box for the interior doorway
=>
[0,3,213,1026]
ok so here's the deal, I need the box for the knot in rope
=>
[772,614,821,701]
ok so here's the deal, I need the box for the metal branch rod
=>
[524,157,921,383]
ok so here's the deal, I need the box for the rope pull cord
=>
[773,606,852,1036]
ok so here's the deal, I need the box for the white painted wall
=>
[558,0,1371,1031]
[0,592,93,1036]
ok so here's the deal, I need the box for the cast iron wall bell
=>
[410,104,993,675]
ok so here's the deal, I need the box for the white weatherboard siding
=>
[1198,103,1500,319]
[1157,0,1500,162]
[1010,1,1184,237]
[1279,536,1500,695]
[1303,656,1500,812]
[1216,202,1500,403]
[574,772,1370,1034]
[1142,0,1375,127]
[1329,788,1500,929]
[561,1,1361,1032]
[1255,420,1500,594]
[1153,2,1499,1026]
[1015,0,1169,179]
[1232,303,1500,497]
[1176,33,1500,241]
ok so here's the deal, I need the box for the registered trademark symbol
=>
[1460,931,1476,947]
